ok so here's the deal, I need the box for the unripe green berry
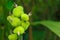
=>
[7,15,21,27]
[13,6,24,17]
[21,21,30,30]
[8,34,18,40]
[13,26,24,34]
[21,14,29,21]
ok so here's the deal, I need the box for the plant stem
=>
[18,35,23,40]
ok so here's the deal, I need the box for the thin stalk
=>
[18,35,23,40]
[18,32,23,40]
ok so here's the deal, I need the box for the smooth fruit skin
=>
[13,26,24,34]
[21,14,29,21]
[8,34,18,40]
[7,15,21,27]
[13,6,24,17]
[21,21,30,30]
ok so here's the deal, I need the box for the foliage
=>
[0,0,60,40]
[32,21,60,37]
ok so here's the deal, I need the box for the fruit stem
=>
[18,32,23,40]
[9,11,11,15]
[14,2,18,7]
[28,12,32,16]
[18,35,23,40]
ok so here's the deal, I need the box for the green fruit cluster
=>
[8,34,18,40]
[13,26,24,34]
[7,6,30,40]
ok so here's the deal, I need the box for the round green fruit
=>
[13,26,25,34]
[13,6,24,17]
[7,15,21,27]
[21,14,29,21]
[8,34,18,40]
[21,21,30,30]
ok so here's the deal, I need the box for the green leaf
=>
[40,21,60,37]
[5,0,14,11]
[32,21,60,37]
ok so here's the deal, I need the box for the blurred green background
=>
[0,0,60,40]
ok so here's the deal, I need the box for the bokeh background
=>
[0,0,60,40]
